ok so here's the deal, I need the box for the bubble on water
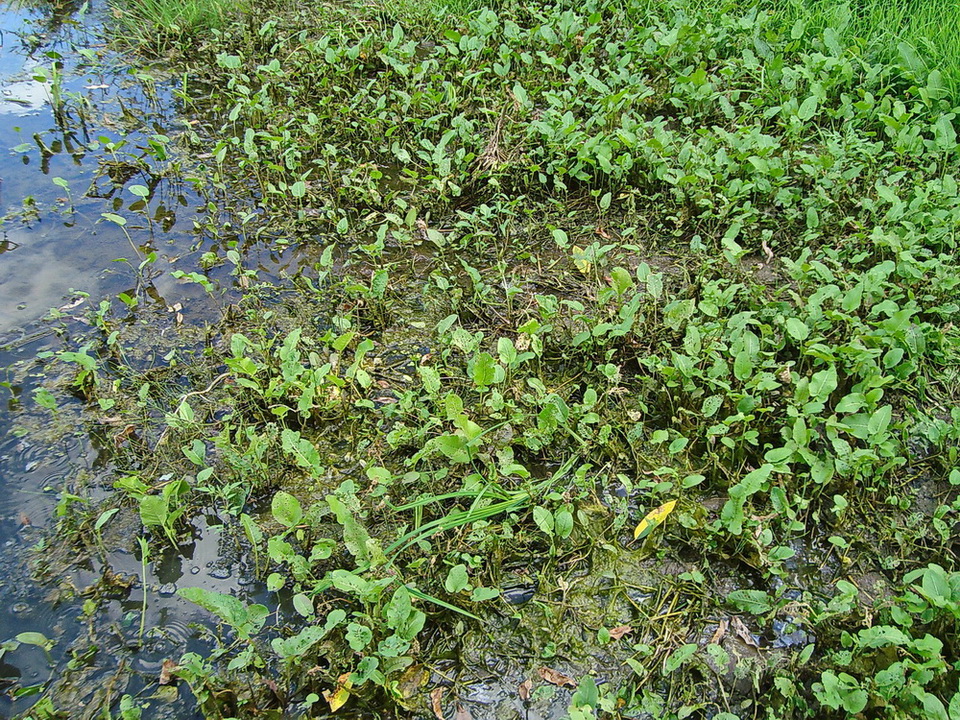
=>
[158,583,177,596]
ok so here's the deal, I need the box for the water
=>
[0,3,260,716]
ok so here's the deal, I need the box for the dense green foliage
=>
[23,0,960,718]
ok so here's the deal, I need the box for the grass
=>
[767,0,960,96]
[108,0,244,53]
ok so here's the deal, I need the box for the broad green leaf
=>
[786,318,809,341]
[139,495,167,528]
[326,496,371,565]
[470,352,497,387]
[664,643,698,672]
[471,586,500,602]
[726,589,772,614]
[444,564,469,593]
[797,95,818,121]
[554,508,574,538]
[292,593,314,617]
[533,506,554,536]
[809,365,838,402]
[272,491,303,528]
[178,587,268,639]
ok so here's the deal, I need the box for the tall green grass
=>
[763,0,960,97]
[617,0,960,100]
[109,0,242,52]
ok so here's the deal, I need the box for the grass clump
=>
[108,0,244,54]
[766,0,960,98]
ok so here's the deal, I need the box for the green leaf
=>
[702,395,723,417]
[266,573,284,592]
[797,96,818,121]
[346,622,373,650]
[470,352,497,387]
[178,587,268,639]
[727,589,772,614]
[418,365,441,394]
[471,586,500,602]
[920,564,951,604]
[809,365,838,402]
[554,508,574,539]
[101,212,127,227]
[139,495,167,529]
[444,564,469,593]
[271,609,345,659]
[664,643,698,672]
[292,593,314,617]
[326,495,371,565]
[533,506,554,536]
[272,491,303,528]
[15,632,51,649]
[385,585,413,630]
[868,405,892,436]
[786,318,809,341]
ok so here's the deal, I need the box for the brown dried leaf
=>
[538,666,576,687]
[730,616,759,648]
[158,659,177,685]
[430,687,445,720]
[609,625,633,640]
[518,679,532,701]
[710,618,728,645]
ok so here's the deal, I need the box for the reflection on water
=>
[0,2,246,717]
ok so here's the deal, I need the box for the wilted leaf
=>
[710,618,728,644]
[430,687,445,720]
[538,666,576,687]
[323,673,353,712]
[159,659,177,685]
[518,679,532,701]
[730,616,760,647]
[572,246,592,275]
[633,500,677,540]
[608,625,633,640]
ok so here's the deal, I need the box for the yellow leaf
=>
[633,500,677,540]
[323,673,353,712]
[572,246,592,275]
